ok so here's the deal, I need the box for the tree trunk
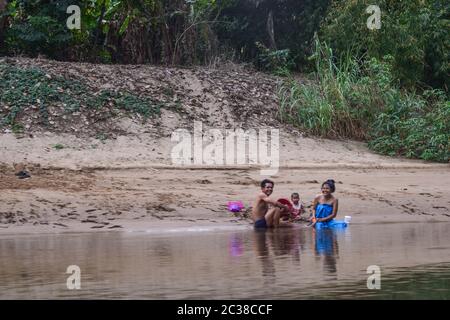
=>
[266,10,276,50]
[0,0,6,11]
[94,1,107,46]
[0,0,9,49]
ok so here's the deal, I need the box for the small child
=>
[291,193,304,220]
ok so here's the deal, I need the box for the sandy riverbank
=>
[1,134,449,234]
[0,57,448,234]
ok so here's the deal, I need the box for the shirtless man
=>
[252,179,290,229]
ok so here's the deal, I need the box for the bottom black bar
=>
[0,300,441,319]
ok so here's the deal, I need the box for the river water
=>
[1,222,449,299]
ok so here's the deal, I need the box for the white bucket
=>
[344,216,352,224]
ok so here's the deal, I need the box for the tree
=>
[215,0,330,70]
[0,0,9,50]
[320,0,449,91]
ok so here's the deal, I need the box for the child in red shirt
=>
[291,193,304,220]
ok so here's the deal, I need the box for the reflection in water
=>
[253,227,341,284]
[228,234,244,257]
[253,230,275,285]
[313,229,340,276]
[252,228,307,281]
[253,228,305,258]
[1,222,450,299]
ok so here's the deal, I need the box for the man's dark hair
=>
[261,179,274,188]
[291,192,299,198]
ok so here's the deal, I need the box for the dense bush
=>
[276,0,449,162]
[216,0,331,71]
[278,40,449,162]
[1,0,228,64]
[278,39,387,140]
[1,0,331,69]
[1,1,448,162]
[2,0,79,59]
[320,0,449,91]
[0,0,447,92]
[369,91,449,162]
[255,42,294,76]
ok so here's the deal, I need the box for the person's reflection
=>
[268,228,302,265]
[313,228,339,276]
[253,228,304,282]
[253,229,276,284]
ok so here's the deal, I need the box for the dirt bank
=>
[1,58,449,234]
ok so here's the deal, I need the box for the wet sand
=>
[1,165,449,234]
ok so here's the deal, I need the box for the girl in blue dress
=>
[310,179,339,228]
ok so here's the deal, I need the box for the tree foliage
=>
[0,0,448,163]
[2,0,77,58]
[0,0,332,68]
[1,0,230,64]
[278,40,449,162]
[216,0,330,70]
[320,0,449,91]
[1,0,447,92]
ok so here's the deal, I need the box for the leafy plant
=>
[320,0,449,91]
[4,0,79,58]
[277,39,449,162]
[53,144,65,150]
[0,63,161,129]
[255,42,294,75]
[369,91,449,162]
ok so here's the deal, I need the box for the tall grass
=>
[277,38,449,162]
[278,38,384,140]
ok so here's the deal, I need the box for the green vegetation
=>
[11,122,24,134]
[278,40,449,162]
[0,0,330,70]
[255,42,294,76]
[0,0,232,65]
[1,1,446,87]
[52,143,65,150]
[275,0,449,162]
[279,40,377,140]
[369,91,449,162]
[321,0,449,91]
[0,0,448,162]
[217,0,331,72]
[2,0,75,59]
[0,63,160,128]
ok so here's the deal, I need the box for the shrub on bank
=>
[277,40,449,162]
[0,63,160,129]
[320,0,449,92]
[369,90,449,162]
